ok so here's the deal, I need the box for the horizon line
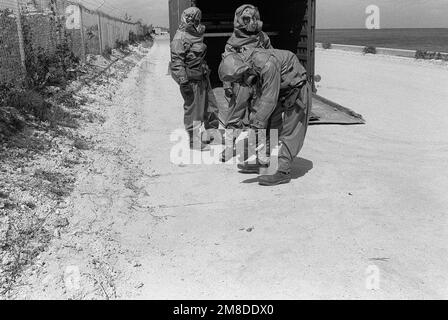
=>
[316,27,448,30]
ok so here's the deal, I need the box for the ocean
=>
[316,28,448,53]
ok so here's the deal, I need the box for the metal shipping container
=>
[169,0,316,89]
[169,0,365,125]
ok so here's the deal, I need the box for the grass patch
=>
[6,89,50,121]
[5,89,79,129]
[0,208,52,295]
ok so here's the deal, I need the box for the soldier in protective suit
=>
[219,48,311,186]
[221,4,273,129]
[170,7,219,150]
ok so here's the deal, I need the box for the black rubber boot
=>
[258,171,292,186]
[237,163,262,174]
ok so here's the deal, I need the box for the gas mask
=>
[240,7,262,33]
[191,17,202,31]
[181,7,206,34]
[193,19,206,34]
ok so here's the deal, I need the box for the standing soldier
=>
[170,7,219,150]
[219,48,311,186]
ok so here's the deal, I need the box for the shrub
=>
[21,16,79,90]
[0,83,14,104]
[103,46,113,58]
[129,28,154,46]
[0,106,25,138]
[115,39,130,51]
[322,42,332,50]
[23,43,79,89]
[415,50,427,59]
[6,89,50,121]
[363,46,377,54]
[4,88,77,128]
[415,50,448,60]
[426,51,436,59]
[1,84,24,137]
[129,31,138,45]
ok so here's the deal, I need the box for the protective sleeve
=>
[262,32,274,49]
[222,44,239,89]
[224,43,238,54]
[170,39,188,84]
[251,59,281,129]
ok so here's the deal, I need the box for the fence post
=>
[78,4,86,63]
[15,0,27,77]
[97,13,103,54]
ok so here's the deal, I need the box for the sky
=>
[83,0,169,26]
[91,0,448,28]
[317,0,448,29]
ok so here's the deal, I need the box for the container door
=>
[169,0,195,40]
[307,0,316,92]
[296,0,315,92]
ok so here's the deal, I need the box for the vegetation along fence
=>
[0,0,147,85]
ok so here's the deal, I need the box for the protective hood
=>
[234,4,263,34]
[219,53,251,83]
[179,7,206,36]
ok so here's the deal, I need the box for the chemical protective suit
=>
[170,7,219,148]
[221,4,273,129]
[219,48,311,186]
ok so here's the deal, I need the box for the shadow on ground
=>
[240,157,314,184]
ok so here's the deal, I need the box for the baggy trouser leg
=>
[219,84,253,160]
[278,84,311,174]
[204,77,221,130]
[251,102,283,164]
[183,80,206,143]
[266,102,283,157]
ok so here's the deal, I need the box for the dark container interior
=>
[169,0,315,88]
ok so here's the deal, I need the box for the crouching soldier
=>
[170,7,219,150]
[222,4,273,129]
[219,48,311,186]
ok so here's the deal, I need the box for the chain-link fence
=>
[0,0,145,85]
